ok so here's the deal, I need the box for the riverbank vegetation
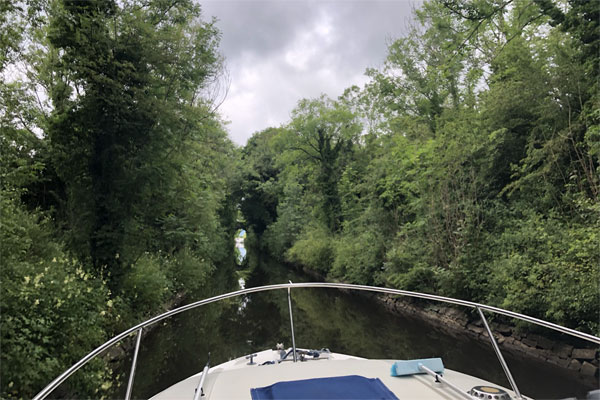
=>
[1,1,237,398]
[2,0,598,398]
[239,0,599,336]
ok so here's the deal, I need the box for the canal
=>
[116,242,596,399]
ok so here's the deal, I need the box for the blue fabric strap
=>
[250,375,399,400]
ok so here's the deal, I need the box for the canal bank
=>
[285,260,599,396]
[375,294,599,384]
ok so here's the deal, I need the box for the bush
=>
[331,229,384,285]
[488,211,600,334]
[0,194,110,399]
[392,266,437,293]
[383,231,438,293]
[167,248,215,295]
[121,253,171,319]
[286,224,334,274]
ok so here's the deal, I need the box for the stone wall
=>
[294,263,600,387]
[376,294,599,380]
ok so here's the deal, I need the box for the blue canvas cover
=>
[250,375,399,400]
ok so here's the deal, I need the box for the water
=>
[235,229,247,264]
[115,250,597,399]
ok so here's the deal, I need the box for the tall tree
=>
[237,128,282,236]
[286,96,361,232]
[44,0,224,287]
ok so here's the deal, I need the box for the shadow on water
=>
[112,250,596,399]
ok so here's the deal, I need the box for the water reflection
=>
[235,229,246,264]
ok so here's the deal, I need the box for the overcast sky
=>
[200,0,420,146]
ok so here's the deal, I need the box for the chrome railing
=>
[33,282,600,400]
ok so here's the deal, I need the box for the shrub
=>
[331,229,384,285]
[488,211,600,334]
[0,194,110,399]
[167,248,215,295]
[121,253,171,319]
[286,224,334,274]
[383,233,438,293]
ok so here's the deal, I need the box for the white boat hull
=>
[150,349,524,400]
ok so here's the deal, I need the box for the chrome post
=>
[125,327,143,400]
[192,355,210,400]
[287,281,297,362]
[477,307,522,399]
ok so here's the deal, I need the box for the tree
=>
[286,96,361,232]
[44,0,226,287]
[239,0,599,335]
[237,128,282,236]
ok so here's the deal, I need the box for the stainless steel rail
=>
[33,282,600,400]
[477,307,522,399]
[287,281,298,362]
[124,327,143,400]
[192,357,210,400]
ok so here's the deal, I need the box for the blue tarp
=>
[250,375,399,400]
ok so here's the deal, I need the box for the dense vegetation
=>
[239,0,599,336]
[1,0,236,398]
[2,0,598,398]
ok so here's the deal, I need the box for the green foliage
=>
[0,83,46,195]
[286,224,334,275]
[488,207,600,333]
[236,128,282,235]
[285,96,362,232]
[43,0,230,287]
[121,254,171,318]
[168,248,216,296]
[262,179,308,258]
[240,0,599,336]
[384,227,431,289]
[0,193,110,399]
[394,266,437,294]
[331,228,384,285]
[1,0,236,396]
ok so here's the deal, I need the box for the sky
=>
[200,0,420,146]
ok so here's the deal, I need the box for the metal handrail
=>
[124,327,142,400]
[478,307,522,398]
[33,282,600,400]
[287,280,298,362]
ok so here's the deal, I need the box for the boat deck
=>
[151,350,520,400]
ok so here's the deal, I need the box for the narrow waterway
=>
[116,245,596,399]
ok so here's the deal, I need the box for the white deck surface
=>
[150,350,520,400]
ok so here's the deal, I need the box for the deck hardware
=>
[246,353,257,365]
[125,327,143,400]
[419,364,477,400]
[276,343,286,360]
[469,386,510,400]
[287,281,298,362]
[477,307,523,399]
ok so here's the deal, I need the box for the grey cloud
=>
[322,2,418,69]
[202,1,320,59]
[199,0,420,145]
